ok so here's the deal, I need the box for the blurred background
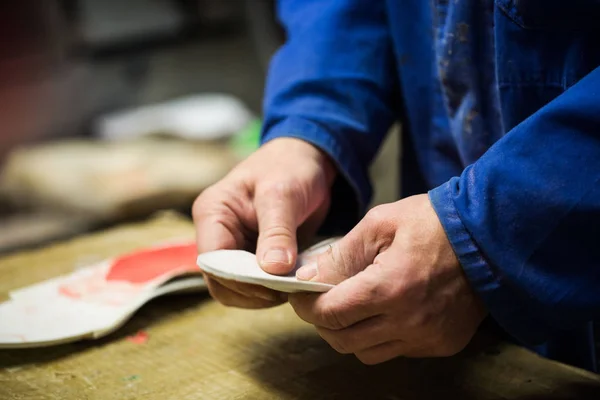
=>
[0,0,398,254]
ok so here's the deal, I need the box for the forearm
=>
[260,0,398,218]
[430,66,600,344]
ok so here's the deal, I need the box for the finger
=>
[196,221,242,254]
[193,183,259,253]
[315,315,391,354]
[204,276,286,309]
[254,182,303,275]
[295,208,393,284]
[193,189,252,253]
[289,269,386,330]
[208,274,285,303]
[354,340,409,365]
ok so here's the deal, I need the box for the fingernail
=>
[262,248,291,265]
[296,263,318,281]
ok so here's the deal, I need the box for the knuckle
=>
[192,188,212,218]
[364,204,397,242]
[334,334,357,354]
[290,305,310,325]
[327,336,352,354]
[262,180,301,198]
[258,179,309,211]
[317,328,355,354]
[364,204,390,224]
[319,304,347,330]
[288,295,316,324]
[260,224,295,240]
[192,185,226,219]
[413,310,434,329]
[358,271,388,299]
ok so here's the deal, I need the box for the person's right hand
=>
[193,137,337,308]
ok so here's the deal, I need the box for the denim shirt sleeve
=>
[429,66,600,346]
[259,0,398,224]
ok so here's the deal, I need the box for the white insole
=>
[196,238,340,293]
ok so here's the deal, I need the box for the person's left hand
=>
[288,194,487,365]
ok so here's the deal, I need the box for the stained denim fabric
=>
[260,0,600,371]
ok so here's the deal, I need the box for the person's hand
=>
[288,194,487,364]
[193,137,336,308]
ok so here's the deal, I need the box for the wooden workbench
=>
[1,213,599,399]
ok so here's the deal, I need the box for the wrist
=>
[266,137,339,187]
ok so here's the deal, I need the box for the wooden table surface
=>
[1,213,600,400]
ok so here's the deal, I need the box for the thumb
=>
[296,224,380,285]
[255,184,303,275]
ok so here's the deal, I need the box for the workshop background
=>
[0,0,399,254]
[2,2,600,398]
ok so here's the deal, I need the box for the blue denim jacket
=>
[260,0,600,371]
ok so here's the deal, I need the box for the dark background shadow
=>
[242,327,600,400]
